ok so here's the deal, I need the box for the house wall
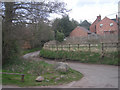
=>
[90,15,101,33]
[96,17,118,35]
[70,27,88,37]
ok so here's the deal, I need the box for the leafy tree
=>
[56,31,65,42]
[52,15,79,38]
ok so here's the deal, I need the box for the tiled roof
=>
[76,26,91,33]
[111,19,117,22]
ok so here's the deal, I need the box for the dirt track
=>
[3,51,119,88]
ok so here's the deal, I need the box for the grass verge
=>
[40,49,119,65]
[2,58,83,87]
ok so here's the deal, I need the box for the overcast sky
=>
[50,0,120,23]
[4,0,119,23]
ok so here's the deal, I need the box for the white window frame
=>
[100,24,103,27]
[110,23,113,26]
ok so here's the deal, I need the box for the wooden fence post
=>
[61,44,63,50]
[49,45,50,50]
[102,43,104,51]
[50,44,51,50]
[78,44,79,51]
[57,45,58,51]
[116,42,119,51]
[52,44,53,51]
[21,74,24,82]
[89,43,91,51]
[101,43,104,59]
[69,44,70,51]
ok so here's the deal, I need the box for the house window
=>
[110,31,115,34]
[100,24,103,28]
[104,31,110,34]
[110,23,113,26]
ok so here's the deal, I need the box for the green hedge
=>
[40,49,119,65]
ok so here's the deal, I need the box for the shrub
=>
[55,31,65,42]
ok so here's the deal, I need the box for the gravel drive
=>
[3,51,119,88]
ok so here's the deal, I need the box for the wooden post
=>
[49,44,51,50]
[57,45,58,51]
[78,44,79,51]
[69,44,70,51]
[50,44,51,50]
[116,42,119,51]
[21,74,24,82]
[61,44,63,50]
[102,43,104,51]
[101,43,104,59]
[89,43,91,51]
[52,44,53,51]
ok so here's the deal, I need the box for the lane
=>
[67,62,118,88]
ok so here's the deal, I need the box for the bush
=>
[55,31,65,42]
[2,39,21,65]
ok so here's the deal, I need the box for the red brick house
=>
[90,15,101,33]
[96,17,118,35]
[70,26,91,37]
[90,15,118,36]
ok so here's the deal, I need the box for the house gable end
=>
[96,17,118,35]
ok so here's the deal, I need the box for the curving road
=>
[3,51,119,88]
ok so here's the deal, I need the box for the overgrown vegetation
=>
[40,49,119,65]
[2,58,83,87]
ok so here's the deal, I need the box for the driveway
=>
[3,51,119,88]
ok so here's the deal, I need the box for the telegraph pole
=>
[118,17,120,66]
[118,17,119,41]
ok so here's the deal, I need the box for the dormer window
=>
[110,23,113,26]
[100,24,103,27]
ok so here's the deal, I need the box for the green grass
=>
[0,73,2,84]
[2,58,83,87]
[40,49,119,65]
[23,47,41,55]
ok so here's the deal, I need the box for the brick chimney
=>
[97,15,101,21]
[116,15,118,22]
[90,15,101,33]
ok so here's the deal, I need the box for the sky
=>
[50,0,120,23]
[1,0,119,23]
